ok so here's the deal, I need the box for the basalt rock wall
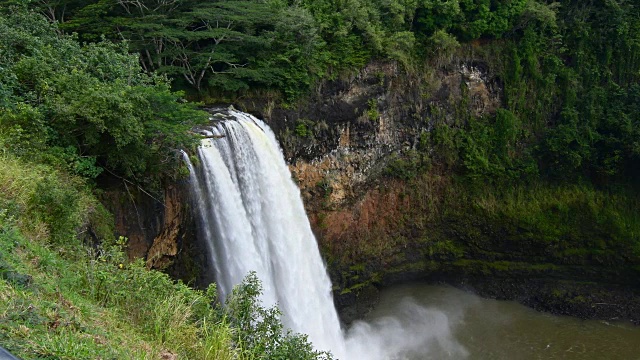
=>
[107,57,640,325]
[235,60,640,325]
[241,61,500,208]
[99,177,204,285]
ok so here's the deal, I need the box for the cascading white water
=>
[184,109,465,360]
[184,110,347,357]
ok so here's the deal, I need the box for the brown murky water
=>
[360,284,640,360]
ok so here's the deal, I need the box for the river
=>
[352,283,640,359]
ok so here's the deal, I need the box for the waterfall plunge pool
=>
[350,283,640,359]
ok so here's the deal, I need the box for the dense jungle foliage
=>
[5,0,636,188]
[0,5,209,188]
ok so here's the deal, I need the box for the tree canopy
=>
[4,0,640,187]
[0,6,207,184]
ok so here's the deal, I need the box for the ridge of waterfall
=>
[184,110,347,357]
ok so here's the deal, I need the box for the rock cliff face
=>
[236,60,640,324]
[108,58,639,325]
[239,61,493,238]
[100,178,202,284]
[107,57,504,289]
[255,61,501,209]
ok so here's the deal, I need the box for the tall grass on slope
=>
[0,152,121,249]
[0,154,239,359]
[0,154,334,359]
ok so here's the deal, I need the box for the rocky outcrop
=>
[249,61,501,209]
[145,185,183,270]
[99,177,201,284]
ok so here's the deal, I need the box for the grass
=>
[0,153,333,360]
[470,183,640,259]
[0,218,240,360]
[0,154,240,359]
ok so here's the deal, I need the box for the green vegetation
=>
[5,0,561,100]
[468,184,640,263]
[366,99,379,122]
[11,0,639,190]
[295,119,315,138]
[375,1,640,275]
[0,5,207,187]
[0,7,333,358]
[49,0,327,100]
[0,153,333,358]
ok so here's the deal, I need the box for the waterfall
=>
[184,109,466,360]
[184,110,347,357]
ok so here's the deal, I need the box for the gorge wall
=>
[108,55,640,325]
[237,57,640,325]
